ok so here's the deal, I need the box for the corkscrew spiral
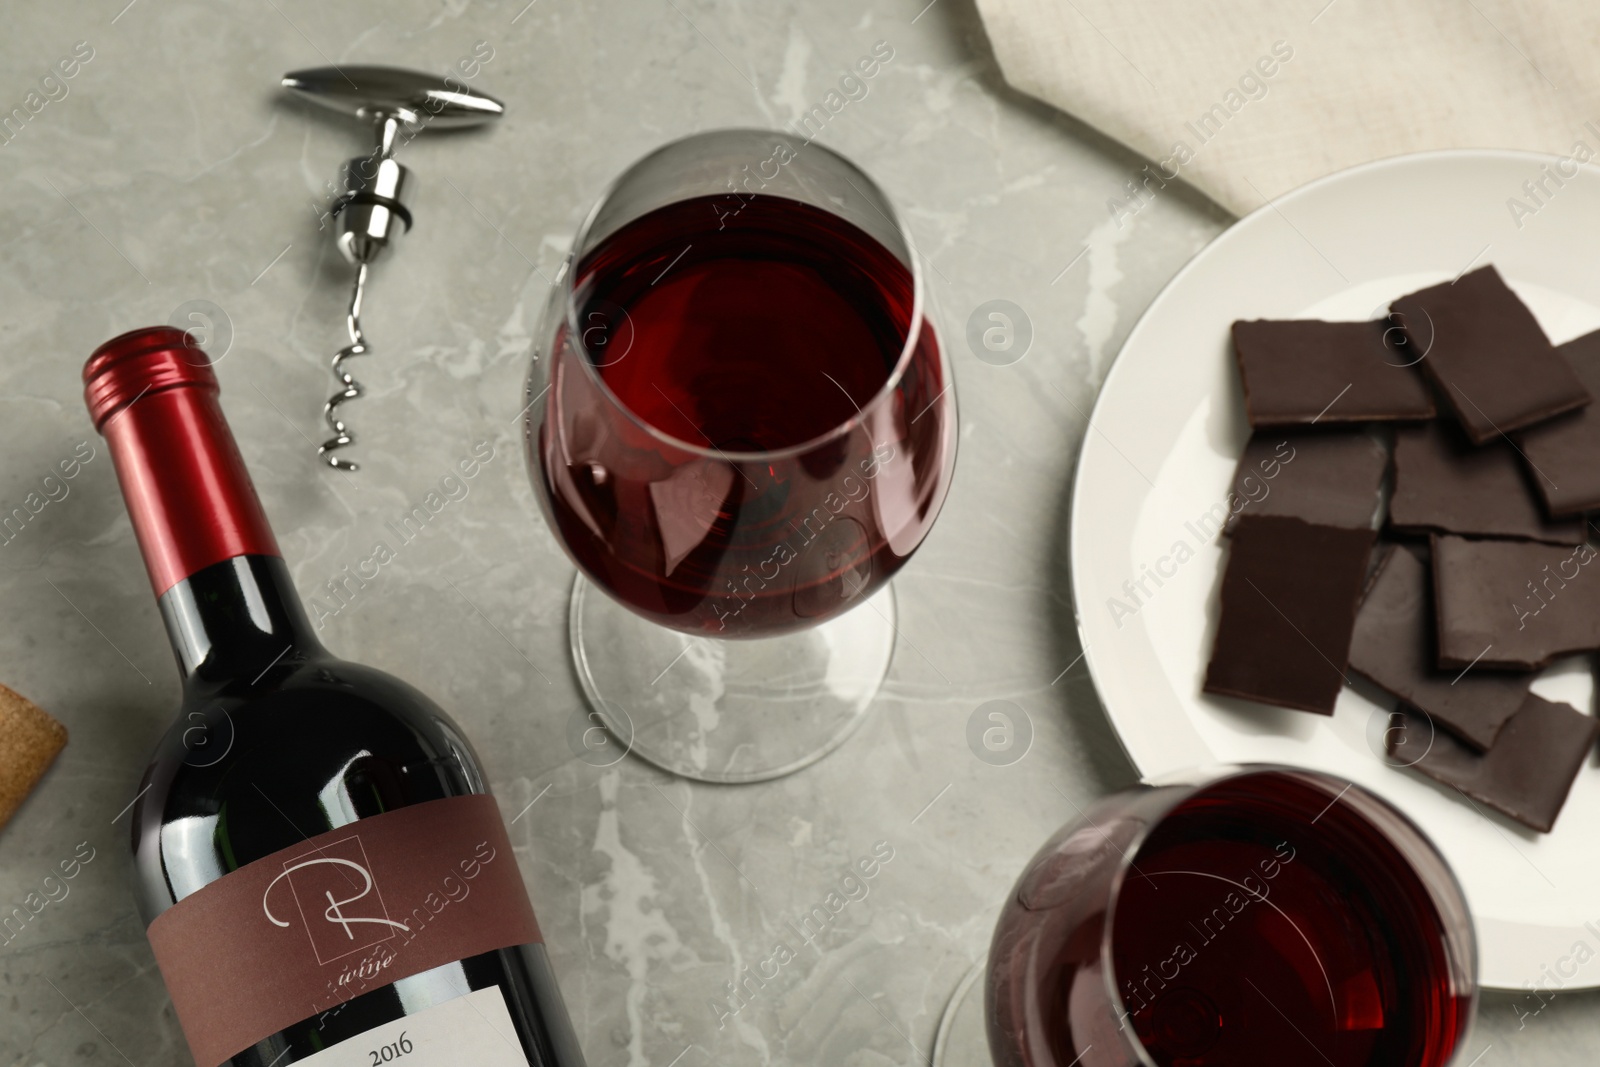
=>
[318,262,371,471]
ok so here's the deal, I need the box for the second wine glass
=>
[977,767,1476,1067]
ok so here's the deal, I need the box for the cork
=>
[0,683,67,832]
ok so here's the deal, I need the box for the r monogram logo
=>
[262,836,408,964]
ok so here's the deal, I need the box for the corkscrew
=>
[281,66,505,470]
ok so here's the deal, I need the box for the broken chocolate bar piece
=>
[1351,547,1529,750]
[1389,421,1584,545]
[1390,266,1589,444]
[1232,319,1435,427]
[1204,514,1376,714]
[1226,430,1387,533]
[1388,694,1597,832]
[1517,328,1600,517]
[1431,534,1598,670]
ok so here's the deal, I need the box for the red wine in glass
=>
[986,769,1475,1067]
[536,193,952,638]
[526,128,957,783]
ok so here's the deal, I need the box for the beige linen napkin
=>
[975,0,1600,216]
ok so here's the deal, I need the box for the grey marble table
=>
[0,1,1587,1064]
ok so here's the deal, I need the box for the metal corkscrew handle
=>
[281,65,505,471]
[321,262,371,470]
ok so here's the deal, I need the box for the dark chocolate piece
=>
[1389,694,1598,833]
[1204,515,1376,714]
[1517,328,1600,517]
[1226,430,1386,533]
[1431,534,1597,670]
[1351,547,1529,750]
[1390,266,1589,444]
[1388,421,1584,544]
[1232,319,1435,427]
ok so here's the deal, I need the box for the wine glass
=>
[524,129,957,783]
[934,766,1476,1067]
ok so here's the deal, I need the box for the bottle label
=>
[146,793,541,1067]
[291,986,528,1066]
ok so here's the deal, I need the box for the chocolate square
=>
[1431,534,1598,670]
[1351,547,1529,750]
[1517,328,1600,517]
[1388,421,1584,544]
[1390,266,1589,444]
[1204,515,1376,714]
[1232,319,1435,427]
[1226,430,1386,533]
[1389,694,1597,832]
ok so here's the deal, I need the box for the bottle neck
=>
[159,555,323,684]
[92,340,281,596]
[84,327,319,684]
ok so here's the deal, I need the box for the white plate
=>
[1071,149,1600,991]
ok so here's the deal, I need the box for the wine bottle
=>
[84,326,586,1067]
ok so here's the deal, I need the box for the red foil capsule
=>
[83,326,280,597]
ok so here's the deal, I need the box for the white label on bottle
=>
[291,987,528,1066]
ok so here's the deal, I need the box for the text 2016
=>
[369,1032,413,1064]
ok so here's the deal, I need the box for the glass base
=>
[933,963,990,1067]
[569,573,896,783]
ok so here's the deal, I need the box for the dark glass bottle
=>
[86,326,585,1067]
